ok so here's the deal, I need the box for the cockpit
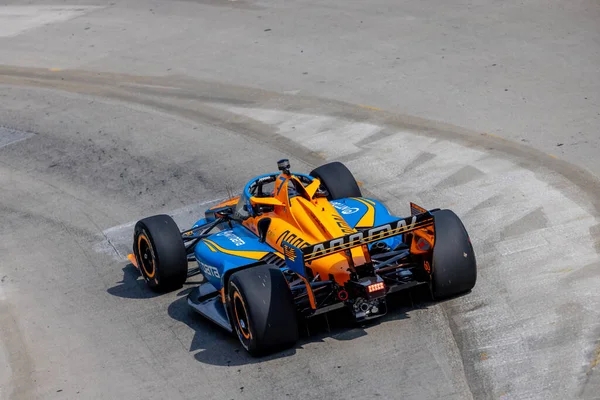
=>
[249,174,312,199]
[232,159,327,220]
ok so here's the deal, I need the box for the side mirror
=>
[257,218,271,243]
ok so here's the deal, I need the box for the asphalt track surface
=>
[0,2,599,400]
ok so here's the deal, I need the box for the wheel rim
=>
[233,291,252,340]
[137,234,156,279]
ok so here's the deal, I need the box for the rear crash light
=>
[367,282,385,293]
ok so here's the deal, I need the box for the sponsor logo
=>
[304,215,433,261]
[216,231,245,246]
[276,230,310,248]
[283,244,297,261]
[332,214,354,234]
[199,261,220,278]
[331,201,360,215]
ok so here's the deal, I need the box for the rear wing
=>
[282,205,434,276]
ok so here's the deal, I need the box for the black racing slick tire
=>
[133,214,187,292]
[430,210,477,299]
[228,265,299,356]
[309,161,362,200]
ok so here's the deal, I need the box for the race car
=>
[129,159,476,356]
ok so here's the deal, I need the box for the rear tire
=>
[228,265,299,356]
[133,214,187,292]
[430,210,477,299]
[310,161,362,200]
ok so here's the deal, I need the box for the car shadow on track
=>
[186,285,434,366]
[106,263,162,299]
[298,287,433,343]
[108,263,436,366]
[167,290,301,366]
[106,264,280,365]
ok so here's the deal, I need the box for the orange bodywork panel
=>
[127,253,139,269]
[241,174,369,286]
[235,173,435,293]
[210,196,240,211]
[409,226,435,255]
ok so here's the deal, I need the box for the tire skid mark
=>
[499,208,549,239]
[436,165,485,189]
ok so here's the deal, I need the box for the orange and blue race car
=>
[129,159,476,356]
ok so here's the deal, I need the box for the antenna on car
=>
[277,159,291,175]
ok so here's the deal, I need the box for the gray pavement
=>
[0,1,599,399]
[1,0,599,175]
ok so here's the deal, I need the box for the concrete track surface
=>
[0,1,599,400]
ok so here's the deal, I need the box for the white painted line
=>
[102,221,136,236]
[102,196,226,235]
[96,197,228,260]
[0,127,33,149]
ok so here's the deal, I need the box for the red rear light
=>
[417,238,430,250]
[367,282,385,293]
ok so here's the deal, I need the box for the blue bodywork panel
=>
[281,240,305,276]
[194,223,274,290]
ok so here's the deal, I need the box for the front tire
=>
[133,214,187,292]
[228,265,299,356]
[310,161,362,200]
[430,210,477,299]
